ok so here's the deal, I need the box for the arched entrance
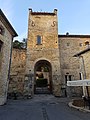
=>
[34,60,52,94]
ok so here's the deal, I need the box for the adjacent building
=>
[74,45,90,96]
[0,9,17,105]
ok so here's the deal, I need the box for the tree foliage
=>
[13,38,27,49]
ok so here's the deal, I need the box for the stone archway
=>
[34,60,52,94]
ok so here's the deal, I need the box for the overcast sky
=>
[0,0,90,41]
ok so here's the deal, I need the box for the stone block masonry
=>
[0,9,17,105]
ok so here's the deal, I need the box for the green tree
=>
[13,40,23,49]
[13,38,27,49]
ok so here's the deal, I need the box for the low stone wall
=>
[72,99,84,107]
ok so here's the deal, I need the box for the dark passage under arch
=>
[34,60,52,94]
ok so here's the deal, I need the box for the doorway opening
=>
[34,60,52,94]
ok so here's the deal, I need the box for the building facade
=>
[0,9,17,105]
[24,9,61,96]
[74,46,90,97]
[9,9,90,98]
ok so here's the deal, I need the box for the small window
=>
[69,75,72,81]
[0,25,5,35]
[0,40,3,70]
[84,41,90,48]
[0,28,2,34]
[67,43,70,46]
[65,74,73,83]
[0,40,3,52]
[79,73,82,80]
[37,35,41,45]
[85,41,89,46]
[79,43,83,47]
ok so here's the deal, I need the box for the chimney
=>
[66,32,69,36]
[54,9,57,15]
[29,8,32,13]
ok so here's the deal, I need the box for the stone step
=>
[35,87,51,94]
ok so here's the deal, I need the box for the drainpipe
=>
[80,72,86,96]
[79,56,86,79]
[79,56,88,97]
[6,37,13,100]
[8,37,13,80]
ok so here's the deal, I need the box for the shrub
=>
[36,78,47,87]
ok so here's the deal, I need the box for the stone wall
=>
[0,21,12,104]
[7,9,90,98]
[80,51,90,96]
[83,52,90,79]
[25,9,61,96]
[59,36,90,97]
[76,38,90,96]
[8,48,26,98]
[9,36,90,98]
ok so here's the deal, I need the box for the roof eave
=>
[0,9,18,37]
[73,48,90,57]
[58,34,90,38]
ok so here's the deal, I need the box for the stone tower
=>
[25,9,61,96]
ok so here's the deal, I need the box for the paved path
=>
[0,94,90,120]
